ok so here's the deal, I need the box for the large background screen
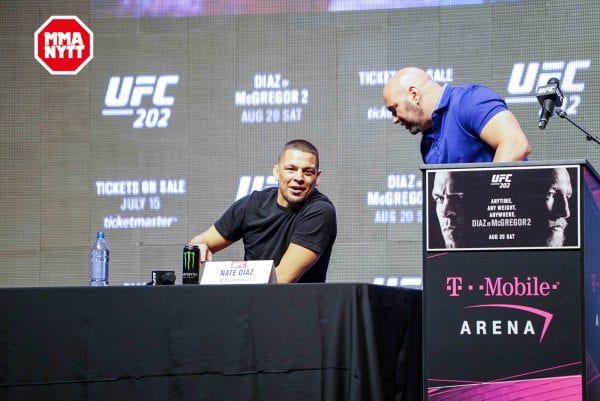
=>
[1,0,599,286]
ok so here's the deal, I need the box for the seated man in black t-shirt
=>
[189,139,337,283]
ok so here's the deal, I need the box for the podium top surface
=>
[420,159,591,171]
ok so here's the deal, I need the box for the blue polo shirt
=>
[420,84,508,164]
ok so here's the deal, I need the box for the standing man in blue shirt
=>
[382,67,531,163]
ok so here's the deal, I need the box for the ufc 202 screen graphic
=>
[1,0,600,286]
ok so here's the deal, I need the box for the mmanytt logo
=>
[102,74,179,128]
[235,175,277,200]
[34,16,93,75]
[462,304,553,343]
[505,60,590,115]
[491,173,512,188]
[183,250,196,272]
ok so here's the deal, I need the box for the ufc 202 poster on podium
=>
[425,165,580,251]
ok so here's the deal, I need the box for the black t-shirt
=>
[214,187,337,283]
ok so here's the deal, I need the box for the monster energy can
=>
[182,244,200,284]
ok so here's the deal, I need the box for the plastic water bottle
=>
[90,231,110,286]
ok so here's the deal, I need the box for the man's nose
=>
[293,169,304,181]
[442,197,457,217]
[553,194,570,219]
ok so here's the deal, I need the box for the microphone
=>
[536,77,564,129]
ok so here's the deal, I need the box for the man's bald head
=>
[383,67,442,135]
[384,67,434,96]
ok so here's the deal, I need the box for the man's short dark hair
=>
[279,139,320,170]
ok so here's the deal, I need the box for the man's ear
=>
[408,86,420,104]
[272,164,279,180]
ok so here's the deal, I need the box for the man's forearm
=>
[493,138,531,162]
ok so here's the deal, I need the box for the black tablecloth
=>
[0,283,421,401]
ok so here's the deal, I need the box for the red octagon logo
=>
[34,16,93,75]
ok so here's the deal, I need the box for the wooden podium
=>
[421,160,600,401]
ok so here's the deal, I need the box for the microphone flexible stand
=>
[556,108,600,146]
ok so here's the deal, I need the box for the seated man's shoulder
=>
[310,190,336,208]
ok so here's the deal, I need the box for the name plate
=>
[200,260,277,285]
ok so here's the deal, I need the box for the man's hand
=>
[189,225,232,262]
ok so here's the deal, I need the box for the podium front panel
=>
[423,162,586,401]
[583,165,600,400]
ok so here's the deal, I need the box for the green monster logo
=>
[183,250,196,272]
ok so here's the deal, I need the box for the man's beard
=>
[403,102,425,135]
[282,187,313,208]
[407,124,421,135]
[546,230,565,247]
[442,228,463,248]
[546,218,568,247]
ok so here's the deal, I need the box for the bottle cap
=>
[96,231,105,239]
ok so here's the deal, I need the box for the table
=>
[0,283,421,401]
